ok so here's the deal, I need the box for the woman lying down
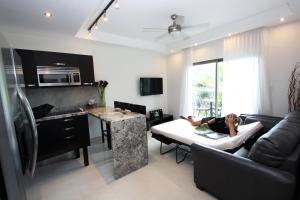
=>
[181,113,241,137]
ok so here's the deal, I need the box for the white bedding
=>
[150,119,263,151]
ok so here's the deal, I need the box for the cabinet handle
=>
[65,135,75,140]
[83,83,93,86]
[64,127,75,131]
[64,118,73,122]
[54,62,66,66]
[27,84,36,87]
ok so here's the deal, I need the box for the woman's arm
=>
[227,116,237,137]
[207,118,216,124]
[228,124,237,137]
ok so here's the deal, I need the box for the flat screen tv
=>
[140,77,163,96]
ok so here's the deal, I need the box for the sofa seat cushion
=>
[249,111,300,168]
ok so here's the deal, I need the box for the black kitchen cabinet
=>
[15,49,95,88]
[34,51,79,67]
[79,55,95,86]
[36,114,90,166]
[15,49,38,88]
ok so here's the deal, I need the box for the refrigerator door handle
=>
[16,86,38,177]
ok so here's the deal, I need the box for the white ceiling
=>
[0,0,299,53]
[0,0,105,35]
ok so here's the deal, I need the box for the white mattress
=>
[150,119,263,151]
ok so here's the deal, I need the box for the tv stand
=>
[147,114,173,130]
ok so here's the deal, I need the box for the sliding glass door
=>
[190,59,223,118]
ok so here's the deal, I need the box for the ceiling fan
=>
[143,14,209,40]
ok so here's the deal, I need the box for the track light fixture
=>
[103,12,108,21]
[115,0,120,9]
[88,0,120,34]
[94,23,99,30]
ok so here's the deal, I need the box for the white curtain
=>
[222,28,271,115]
[179,48,194,116]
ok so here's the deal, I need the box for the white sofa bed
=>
[151,119,263,163]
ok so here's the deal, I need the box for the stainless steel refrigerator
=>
[0,32,39,199]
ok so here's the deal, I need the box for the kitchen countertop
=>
[35,107,87,122]
[87,106,144,123]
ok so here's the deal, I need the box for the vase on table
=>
[98,88,106,107]
[95,80,109,108]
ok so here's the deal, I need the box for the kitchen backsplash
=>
[26,86,99,111]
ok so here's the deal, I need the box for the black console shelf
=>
[147,114,173,130]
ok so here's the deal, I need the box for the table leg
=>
[106,123,112,149]
[83,146,89,166]
[74,149,80,158]
[100,120,105,143]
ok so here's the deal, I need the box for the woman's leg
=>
[201,117,215,124]
[180,116,202,126]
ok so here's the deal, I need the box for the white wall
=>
[167,20,300,118]
[3,31,168,113]
[166,52,185,119]
[193,39,224,62]
[267,21,300,116]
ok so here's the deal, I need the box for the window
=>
[190,59,223,118]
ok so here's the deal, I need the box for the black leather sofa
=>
[191,111,300,200]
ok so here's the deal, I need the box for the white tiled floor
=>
[32,134,217,200]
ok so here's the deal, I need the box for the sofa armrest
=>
[191,143,296,200]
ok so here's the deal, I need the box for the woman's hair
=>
[227,113,241,128]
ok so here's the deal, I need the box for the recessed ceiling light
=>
[280,17,285,22]
[228,33,232,37]
[43,11,52,18]
[194,43,198,46]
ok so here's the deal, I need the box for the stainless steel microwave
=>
[37,66,81,87]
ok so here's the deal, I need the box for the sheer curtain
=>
[179,48,194,116]
[222,28,271,115]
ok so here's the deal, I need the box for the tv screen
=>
[140,78,163,96]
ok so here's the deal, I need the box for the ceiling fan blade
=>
[182,23,210,30]
[143,27,166,30]
[155,32,169,41]
[143,28,166,33]
[143,30,166,32]
[181,32,190,40]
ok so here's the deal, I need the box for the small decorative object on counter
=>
[87,99,96,108]
[94,80,109,107]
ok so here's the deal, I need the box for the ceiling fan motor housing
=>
[168,14,182,33]
[168,22,181,33]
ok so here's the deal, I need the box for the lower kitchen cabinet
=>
[36,114,90,166]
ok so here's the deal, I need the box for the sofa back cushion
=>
[242,114,282,150]
[249,111,300,169]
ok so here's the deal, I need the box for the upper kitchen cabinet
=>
[15,49,95,88]
[78,55,95,86]
[34,51,79,67]
[15,49,38,88]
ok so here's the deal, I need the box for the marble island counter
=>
[87,107,144,122]
[86,107,148,179]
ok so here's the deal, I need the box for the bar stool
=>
[100,119,111,149]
